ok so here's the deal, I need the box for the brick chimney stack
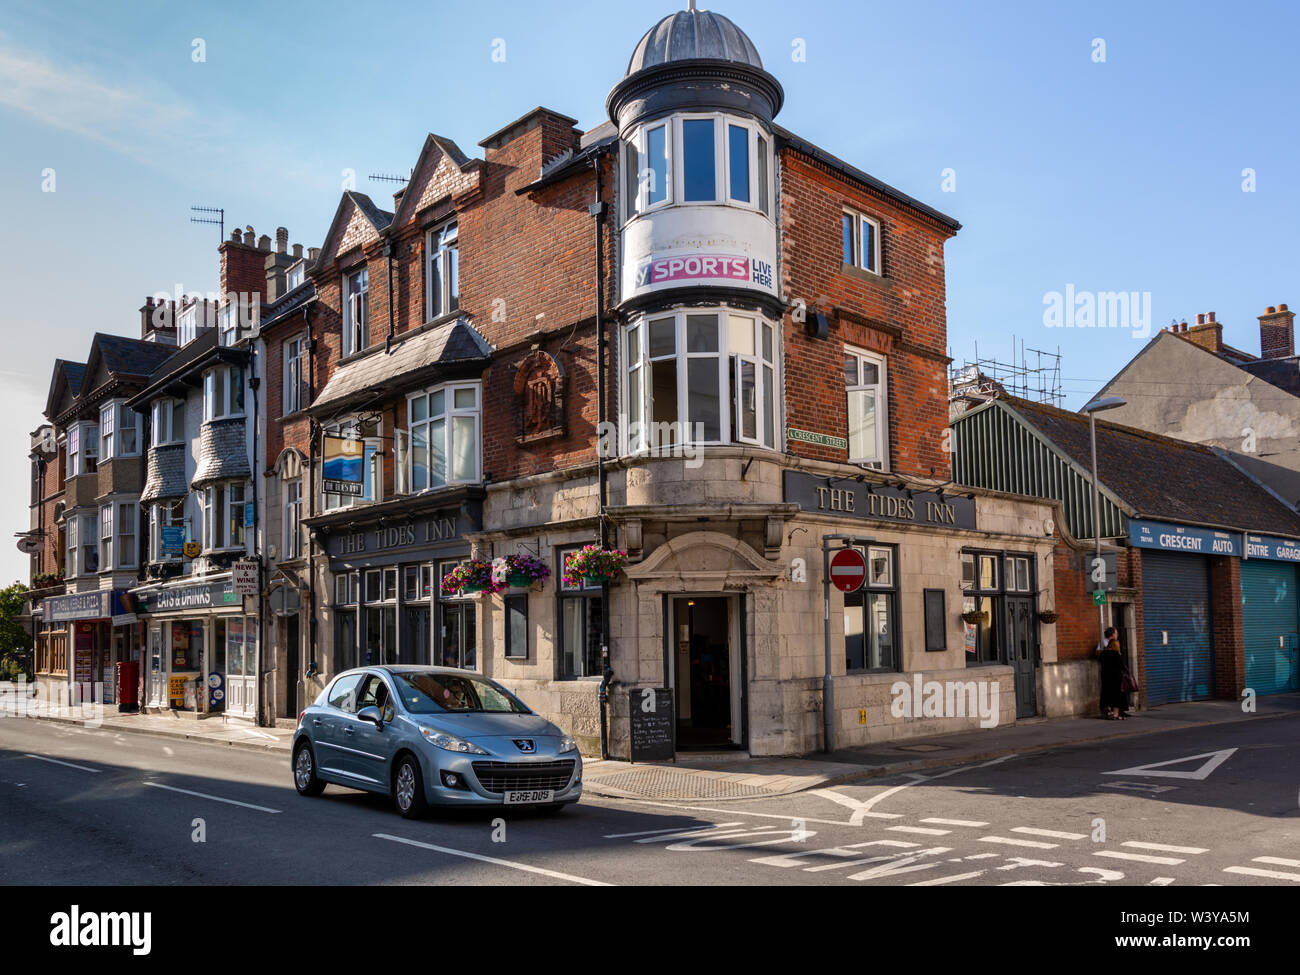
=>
[264,229,300,303]
[139,296,177,343]
[1259,303,1295,359]
[1181,312,1223,353]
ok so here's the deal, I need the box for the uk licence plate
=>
[504,789,554,805]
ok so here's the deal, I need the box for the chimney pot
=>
[1208,311,1216,323]
[1259,303,1296,360]
[1266,306,1276,314]
[1280,303,1289,312]
[292,243,303,259]
[1195,313,1205,326]
[257,234,271,251]
[276,227,289,253]
[308,247,321,262]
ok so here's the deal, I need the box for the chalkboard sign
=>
[629,687,675,762]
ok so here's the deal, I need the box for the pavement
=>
[9,680,1298,801]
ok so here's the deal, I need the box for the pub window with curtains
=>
[961,551,1034,665]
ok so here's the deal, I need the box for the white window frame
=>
[623,308,779,454]
[342,266,369,357]
[67,422,99,477]
[203,365,246,421]
[283,334,306,415]
[100,404,116,461]
[842,208,882,276]
[99,503,113,573]
[178,304,199,346]
[150,499,184,564]
[287,261,305,291]
[283,477,302,560]
[219,301,239,347]
[151,398,185,446]
[845,345,889,470]
[203,481,247,552]
[623,119,674,219]
[425,222,459,323]
[116,501,138,569]
[66,516,78,578]
[406,382,482,492]
[80,513,98,574]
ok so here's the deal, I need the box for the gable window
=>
[149,499,184,563]
[203,481,247,551]
[67,423,99,477]
[842,209,882,275]
[322,417,380,511]
[426,222,459,322]
[283,335,306,415]
[151,398,185,446]
[624,309,778,453]
[204,365,245,420]
[845,346,888,469]
[343,266,369,357]
[408,383,480,491]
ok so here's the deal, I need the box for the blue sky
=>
[1,0,1297,582]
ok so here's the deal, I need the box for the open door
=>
[670,596,743,749]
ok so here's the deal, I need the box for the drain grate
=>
[587,768,772,800]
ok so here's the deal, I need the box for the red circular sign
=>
[829,548,867,594]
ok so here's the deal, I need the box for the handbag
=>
[1120,672,1139,694]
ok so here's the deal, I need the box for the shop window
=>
[558,547,603,678]
[844,545,898,671]
[437,561,477,670]
[426,221,459,322]
[624,309,778,453]
[334,571,358,674]
[343,265,369,357]
[844,346,888,469]
[504,594,528,660]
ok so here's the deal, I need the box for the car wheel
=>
[393,755,428,819]
[293,742,325,797]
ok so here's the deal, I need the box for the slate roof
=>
[127,330,231,409]
[62,361,87,395]
[140,443,188,503]
[1241,356,1300,398]
[1005,396,1300,537]
[94,333,178,378]
[308,317,492,417]
[192,418,251,488]
[625,8,764,75]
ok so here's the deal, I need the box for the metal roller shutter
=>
[1142,551,1214,705]
[1241,560,1300,695]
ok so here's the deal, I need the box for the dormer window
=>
[219,301,244,346]
[287,261,305,291]
[178,304,199,346]
[343,266,369,357]
[426,222,459,322]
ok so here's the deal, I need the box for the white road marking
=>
[1102,748,1237,781]
[1223,865,1300,882]
[1122,841,1208,855]
[813,754,1014,824]
[604,822,742,839]
[1011,826,1086,840]
[1103,781,1179,794]
[979,835,1059,849]
[887,825,951,836]
[847,847,951,881]
[997,858,1063,871]
[909,870,985,885]
[634,825,761,844]
[750,840,907,869]
[1148,877,1176,886]
[1254,856,1300,868]
[665,829,811,852]
[805,841,921,872]
[614,799,851,827]
[23,754,101,773]
[1094,850,1184,865]
[922,818,988,827]
[374,833,612,886]
[1078,867,1125,882]
[144,782,281,813]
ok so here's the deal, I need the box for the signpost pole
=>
[823,538,834,754]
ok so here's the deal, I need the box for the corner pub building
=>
[241,4,1059,755]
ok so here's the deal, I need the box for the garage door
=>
[1241,560,1300,695]
[1142,551,1214,705]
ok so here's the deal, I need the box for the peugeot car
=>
[291,666,582,818]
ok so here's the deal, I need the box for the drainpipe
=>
[590,146,613,760]
[250,338,264,726]
[305,306,318,709]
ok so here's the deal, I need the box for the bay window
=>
[151,398,185,446]
[67,423,99,476]
[203,481,247,551]
[66,516,77,577]
[623,113,773,220]
[117,502,137,568]
[845,346,888,469]
[343,266,369,357]
[624,309,778,452]
[80,513,97,574]
[99,402,140,460]
[426,222,459,321]
[99,503,113,570]
[203,365,245,420]
[407,383,480,491]
[150,500,184,563]
[100,405,115,460]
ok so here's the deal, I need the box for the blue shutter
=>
[1142,552,1214,705]
[1241,560,1300,695]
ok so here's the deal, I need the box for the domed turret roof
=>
[625,6,763,77]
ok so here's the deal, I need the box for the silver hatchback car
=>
[292,666,582,817]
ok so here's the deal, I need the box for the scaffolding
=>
[949,338,1063,407]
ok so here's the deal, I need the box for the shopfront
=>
[1242,534,1300,695]
[312,498,481,677]
[40,590,136,705]
[134,577,258,718]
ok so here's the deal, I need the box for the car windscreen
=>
[391,672,530,715]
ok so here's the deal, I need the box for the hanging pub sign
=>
[783,471,977,531]
[323,435,364,496]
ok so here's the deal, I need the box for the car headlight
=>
[558,734,577,754]
[420,726,488,754]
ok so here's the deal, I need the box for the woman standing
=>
[1098,626,1126,720]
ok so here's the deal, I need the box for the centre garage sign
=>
[783,471,977,530]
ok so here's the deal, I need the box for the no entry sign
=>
[830,548,867,593]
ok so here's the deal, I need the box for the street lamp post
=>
[1082,397,1127,650]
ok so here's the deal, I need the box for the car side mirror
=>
[357,705,384,730]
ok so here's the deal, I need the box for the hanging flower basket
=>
[1038,610,1060,625]
[562,545,628,587]
[440,559,498,597]
[492,553,551,590]
[961,609,989,625]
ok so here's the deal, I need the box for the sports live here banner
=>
[635,253,775,293]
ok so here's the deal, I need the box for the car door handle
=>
[343,726,354,736]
